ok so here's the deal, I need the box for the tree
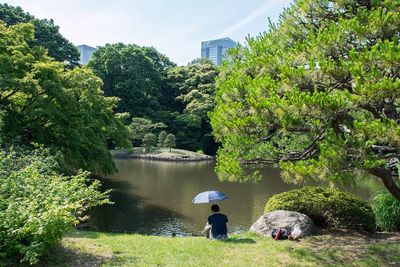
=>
[210,0,400,200]
[143,133,157,152]
[157,131,167,147]
[0,4,80,67]
[129,118,166,146]
[88,43,174,117]
[166,59,219,153]
[0,22,129,174]
[164,134,176,152]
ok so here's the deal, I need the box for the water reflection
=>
[91,159,382,236]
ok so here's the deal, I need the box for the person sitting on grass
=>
[202,204,228,240]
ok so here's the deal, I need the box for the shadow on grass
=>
[223,238,257,244]
[65,230,103,239]
[287,230,400,266]
[36,244,114,267]
[286,246,346,266]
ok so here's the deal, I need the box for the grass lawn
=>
[40,230,400,267]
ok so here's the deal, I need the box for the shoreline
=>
[112,149,214,162]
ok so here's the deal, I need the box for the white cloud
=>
[218,0,289,38]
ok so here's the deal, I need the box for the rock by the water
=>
[250,210,316,237]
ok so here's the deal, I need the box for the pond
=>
[91,159,382,236]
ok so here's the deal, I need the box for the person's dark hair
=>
[211,204,220,212]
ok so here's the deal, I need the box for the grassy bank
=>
[41,230,400,266]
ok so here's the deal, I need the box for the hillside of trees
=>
[89,45,220,154]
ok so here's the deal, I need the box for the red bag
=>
[274,229,282,240]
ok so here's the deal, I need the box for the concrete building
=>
[201,38,236,66]
[77,44,96,65]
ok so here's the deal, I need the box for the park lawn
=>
[40,230,400,267]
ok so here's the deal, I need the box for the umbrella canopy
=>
[192,190,228,204]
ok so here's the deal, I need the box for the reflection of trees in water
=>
[91,178,185,235]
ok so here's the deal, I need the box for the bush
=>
[0,148,111,265]
[265,187,375,232]
[371,191,400,232]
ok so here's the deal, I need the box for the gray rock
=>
[250,210,316,237]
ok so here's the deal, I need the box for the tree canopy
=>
[88,43,175,117]
[0,3,80,67]
[210,0,400,200]
[128,117,166,146]
[164,134,176,151]
[89,44,219,154]
[166,59,219,153]
[0,21,129,174]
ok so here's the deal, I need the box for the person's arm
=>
[202,221,211,238]
[201,222,211,233]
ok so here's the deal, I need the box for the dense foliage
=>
[166,59,219,154]
[0,148,111,265]
[371,190,400,232]
[210,0,400,199]
[88,43,175,117]
[0,22,129,174]
[265,187,375,232]
[0,3,80,67]
[89,43,220,154]
[143,133,157,151]
[129,118,166,146]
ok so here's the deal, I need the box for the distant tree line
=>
[89,45,219,155]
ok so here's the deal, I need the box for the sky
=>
[0,0,293,65]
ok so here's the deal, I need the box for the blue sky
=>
[1,0,293,65]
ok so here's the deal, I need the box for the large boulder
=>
[250,210,316,237]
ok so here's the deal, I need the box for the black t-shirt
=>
[208,213,228,237]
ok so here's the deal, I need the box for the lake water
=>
[91,159,382,236]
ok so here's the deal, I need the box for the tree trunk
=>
[369,168,400,201]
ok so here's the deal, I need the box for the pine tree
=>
[157,131,167,147]
[164,134,176,152]
[210,0,400,200]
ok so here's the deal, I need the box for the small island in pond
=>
[112,148,214,162]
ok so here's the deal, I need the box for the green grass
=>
[40,231,400,267]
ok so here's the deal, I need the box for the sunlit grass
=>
[40,231,400,266]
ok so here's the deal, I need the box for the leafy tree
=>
[157,131,167,147]
[88,43,174,117]
[0,22,129,174]
[210,0,400,200]
[0,4,80,67]
[166,59,219,153]
[164,134,176,152]
[129,118,166,146]
[143,133,157,151]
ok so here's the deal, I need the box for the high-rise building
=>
[76,44,96,65]
[201,38,236,66]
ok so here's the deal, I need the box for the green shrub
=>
[0,148,111,265]
[371,191,400,232]
[265,187,375,232]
